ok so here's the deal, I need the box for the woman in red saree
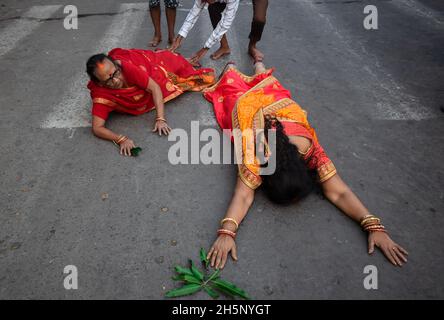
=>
[203,62,408,269]
[86,48,215,155]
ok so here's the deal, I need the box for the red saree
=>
[88,48,215,120]
[203,67,337,189]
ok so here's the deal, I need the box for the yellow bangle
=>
[220,218,239,230]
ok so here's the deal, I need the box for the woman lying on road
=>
[86,48,215,155]
[203,61,408,269]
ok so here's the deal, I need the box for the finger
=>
[368,239,375,255]
[207,247,214,260]
[396,245,409,256]
[152,125,157,132]
[210,250,218,268]
[166,126,172,134]
[215,251,223,269]
[381,247,398,266]
[231,244,238,261]
[220,251,228,270]
[125,146,131,156]
[393,247,408,263]
[390,247,403,266]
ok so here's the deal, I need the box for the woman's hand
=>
[368,231,409,267]
[152,119,171,136]
[207,235,238,269]
[119,138,136,156]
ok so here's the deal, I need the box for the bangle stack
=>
[156,117,167,123]
[220,218,239,231]
[217,218,239,240]
[217,229,236,240]
[113,135,128,146]
[360,214,387,233]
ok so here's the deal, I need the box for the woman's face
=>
[94,59,124,89]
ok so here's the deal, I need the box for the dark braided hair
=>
[260,115,316,205]
[86,53,113,83]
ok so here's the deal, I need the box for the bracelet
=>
[360,214,389,234]
[113,135,128,146]
[156,117,167,122]
[220,218,239,230]
[217,229,236,240]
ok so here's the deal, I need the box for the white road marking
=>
[0,5,62,58]
[42,3,148,129]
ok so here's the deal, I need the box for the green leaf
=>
[210,283,236,298]
[211,279,250,300]
[165,283,202,298]
[190,260,204,281]
[130,147,142,157]
[172,274,202,285]
[205,269,220,283]
[174,265,194,277]
[200,248,209,268]
[203,286,220,299]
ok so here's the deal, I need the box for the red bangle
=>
[217,229,236,239]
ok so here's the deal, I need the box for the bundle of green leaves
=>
[130,147,142,157]
[165,248,250,299]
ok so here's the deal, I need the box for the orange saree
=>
[88,48,215,120]
[203,67,337,189]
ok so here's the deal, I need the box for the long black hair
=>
[260,116,317,205]
[86,53,113,83]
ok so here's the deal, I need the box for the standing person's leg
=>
[165,0,178,46]
[208,2,231,60]
[149,0,162,47]
[248,0,268,62]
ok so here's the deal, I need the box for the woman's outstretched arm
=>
[207,177,255,269]
[322,174,408,266]
[92,115,136,156]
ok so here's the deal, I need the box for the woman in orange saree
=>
[86,48,215,156]
[203,62,408,269]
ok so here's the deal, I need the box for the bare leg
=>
[149,5,162,47]
[248,0,268,62]
[211,35,231,60]
[165,7,176,46]
[208,2,231,60]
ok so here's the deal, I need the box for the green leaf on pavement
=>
[190,260,204,281]
[174,265,194,277]
[203,286,220,299]
[165,283,202,298]
[130,147,142,156]
[200,247,209,268]
[211,279,250,300]
[172,274,202,285]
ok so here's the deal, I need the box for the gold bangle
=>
[360,216,380,226]
[361,219,381,227]
[156,117,167,122]
[220,218,239,230]
[118,136,128,145]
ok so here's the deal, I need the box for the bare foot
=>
[210,47,231,60]
[248,46,264,63]
[149,36,162,47]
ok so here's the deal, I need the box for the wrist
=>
[113,134,128,146]
[217,228,236,240]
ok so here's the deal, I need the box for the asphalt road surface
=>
[0,0,443,299]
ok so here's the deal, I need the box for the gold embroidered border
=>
[318,161,337,183]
